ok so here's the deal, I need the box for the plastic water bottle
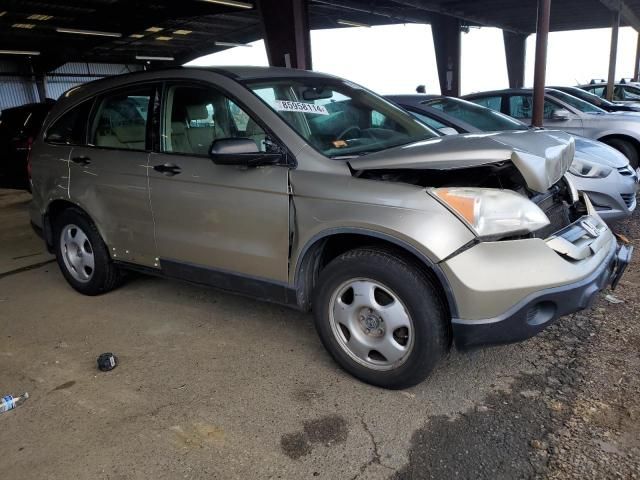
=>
[0,392,29,414]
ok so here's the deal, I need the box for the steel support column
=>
[431,14,461,97]
[257,0,312,70]
[35,75,48,102]
[503,31,528,88]
[635,32,640,81]
[531,0,551,127]
[607,8,621,100]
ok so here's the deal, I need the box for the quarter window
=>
[45,100,93,145]
[163,85,267,156]
[90,87,153,151]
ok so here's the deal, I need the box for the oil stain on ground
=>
[51,380,76,391]
[392,314,594,480]
[281,414,348,459]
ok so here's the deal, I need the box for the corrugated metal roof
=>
[0,0,637,70]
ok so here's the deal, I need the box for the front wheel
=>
[312,248,449,389]
[605,138,639,169]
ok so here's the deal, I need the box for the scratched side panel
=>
[29,143,73,228]
[68,146,158,267]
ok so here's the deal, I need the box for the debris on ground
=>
[604,294,624,304]
[96,352,118,372]
[1,392,29,414]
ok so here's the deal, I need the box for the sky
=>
[186,24,639,96]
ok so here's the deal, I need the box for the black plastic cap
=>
[97,352,118,372]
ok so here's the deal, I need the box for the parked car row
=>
[387,94,638,222]
[0,100,54,190]
[464,88,640,168]
[23,66,634,389]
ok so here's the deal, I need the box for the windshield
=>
[245,78,438,157]
[555,87,615,107]
[546,89,606,113]
[423,97,528,131]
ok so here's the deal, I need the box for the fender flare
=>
[293,227,459,318]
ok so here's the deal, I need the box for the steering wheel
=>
[337,125,362,140]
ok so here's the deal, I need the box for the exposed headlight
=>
[569,158,612,178]
[431,187,550,238]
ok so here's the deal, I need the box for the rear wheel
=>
[605,138,639,169]
[312,248,449,389]
[54,209,121,295]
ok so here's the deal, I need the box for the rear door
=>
[69,84,158,267]
[147,82,290,286]
[506,94,584,135]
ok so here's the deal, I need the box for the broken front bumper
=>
[442,196,633,349]
[450,240,631,348]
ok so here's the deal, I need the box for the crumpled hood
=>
[349,130,575,193]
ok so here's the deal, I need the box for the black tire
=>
[53,208,122,296]
[312,248,449,389]
[605,138,639,169]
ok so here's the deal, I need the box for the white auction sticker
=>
[274,100,329,115]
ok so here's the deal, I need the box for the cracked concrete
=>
[350,416,395,480]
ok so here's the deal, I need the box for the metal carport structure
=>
[1,0,640,125]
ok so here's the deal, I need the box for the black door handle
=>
[71,156,91,166]
[153,163,182,176]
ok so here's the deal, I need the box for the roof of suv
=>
[463,88,568,98]
[58,66,341,102]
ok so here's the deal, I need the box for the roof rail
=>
[589,79,606,84]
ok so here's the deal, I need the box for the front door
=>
[69,84,158,267]
[148,82,290,287]
[507,94,584,135]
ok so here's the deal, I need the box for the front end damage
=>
[349,130,633,348]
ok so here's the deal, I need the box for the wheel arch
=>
[293,228,458,319]
[598,133,640,157]
[42,199,98,252]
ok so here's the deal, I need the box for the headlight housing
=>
[431,187,550,239]
[569,158,612,178]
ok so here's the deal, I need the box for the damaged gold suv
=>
[29,67,632,388]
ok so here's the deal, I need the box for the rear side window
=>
[45,101,93,145]
[588,86,606,98]
[471,96,502,112]
[90,86,153,151]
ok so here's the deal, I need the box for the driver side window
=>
[508,95,557,120]
[163,84,267,156]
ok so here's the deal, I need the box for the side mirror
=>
[551,109,571,121]
[438,127,459,136]
[209,138,284,167]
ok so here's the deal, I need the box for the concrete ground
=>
[0,188,638,479]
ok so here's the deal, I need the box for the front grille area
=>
[617,166,635,176]
[529,183,573,239]
[621,193,636,208]
[537,201,571,239]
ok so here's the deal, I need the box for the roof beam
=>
[311,0,435,25]
[600,0,640,31]
[387,0,530,33]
